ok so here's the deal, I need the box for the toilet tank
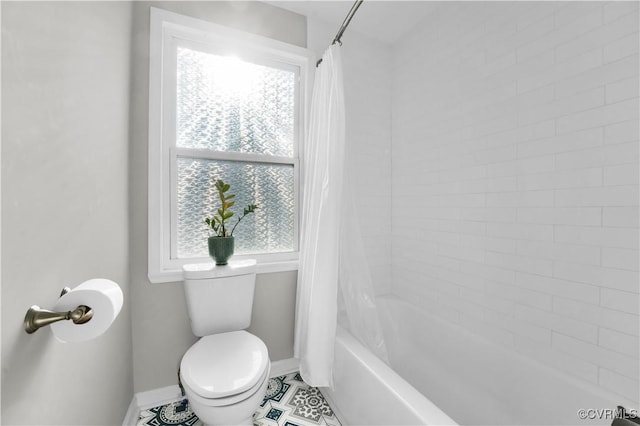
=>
[182,259,257,337]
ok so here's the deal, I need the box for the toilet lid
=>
[180,331,269,399]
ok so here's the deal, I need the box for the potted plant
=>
[204,179,258,265]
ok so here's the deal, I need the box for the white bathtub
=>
[321,325,457,425]
[366,295,628,425]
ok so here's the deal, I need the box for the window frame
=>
[148,7,312,283]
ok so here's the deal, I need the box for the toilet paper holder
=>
[23,287,93,334]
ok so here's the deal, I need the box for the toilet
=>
[180,259,270,426]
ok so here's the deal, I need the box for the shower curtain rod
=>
[316,0,364,66]
[332,0,364,46]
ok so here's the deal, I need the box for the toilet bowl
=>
[180,331,270,426]
[180,261,270,426]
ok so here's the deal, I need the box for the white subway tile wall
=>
[391,2,639,403]
[340,28,393,296]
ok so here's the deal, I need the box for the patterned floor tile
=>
[137,400,201,426]
[137,372,341,426]
[261,375,291,407]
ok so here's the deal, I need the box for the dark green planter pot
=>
[208,236,235,265]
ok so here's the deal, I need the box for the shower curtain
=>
[295,45,345,388]
[337,166,389,364]
[295,44,388,388]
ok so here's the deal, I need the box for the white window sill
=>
[149,259,299,284]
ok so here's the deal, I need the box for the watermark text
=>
[577,408,638,420]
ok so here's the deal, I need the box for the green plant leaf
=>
[205,179,258,237]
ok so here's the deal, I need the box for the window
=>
[148,8,312,283]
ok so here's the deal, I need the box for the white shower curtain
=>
[295,45,345,388]
[338,166,389,364]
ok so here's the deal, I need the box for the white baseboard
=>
[122,358,299,425]
[270,357,299,377]
[122,396,139,426]
[136,384,183,410]
[122,385,182,425]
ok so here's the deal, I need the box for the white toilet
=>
[180,259,271,426]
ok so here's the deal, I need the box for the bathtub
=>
[321,324,457,425]
[328,295,627,425]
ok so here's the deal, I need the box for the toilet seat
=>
[180,331,269,403]
[182,363,270,407]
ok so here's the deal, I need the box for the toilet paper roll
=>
[50,279,123,343]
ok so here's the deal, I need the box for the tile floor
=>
[137,372,342,426]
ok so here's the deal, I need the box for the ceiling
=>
[266,1,438,45]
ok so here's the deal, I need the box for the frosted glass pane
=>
[176,47,295,157]
[176,157,295,258]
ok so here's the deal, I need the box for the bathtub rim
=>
[324,325,458,425]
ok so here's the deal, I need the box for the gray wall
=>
[129,2,305,393]
[1,2,134,424]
